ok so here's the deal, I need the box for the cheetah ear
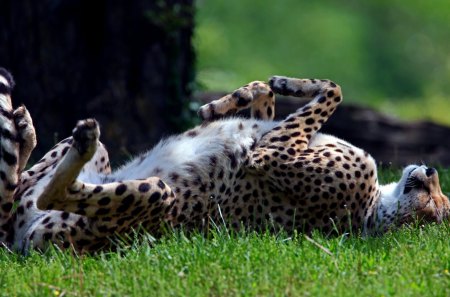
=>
[0,67,15,91]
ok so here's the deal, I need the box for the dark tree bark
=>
[0,0,195,163]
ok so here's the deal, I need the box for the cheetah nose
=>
[426,167,436,177]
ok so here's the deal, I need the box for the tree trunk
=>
[0,0,195,164]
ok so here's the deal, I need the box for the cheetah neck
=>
[373,181,409,232]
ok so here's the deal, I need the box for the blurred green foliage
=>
[194,0,450,124]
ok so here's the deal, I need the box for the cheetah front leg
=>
[36,119,175,236]
[198,81,276,121]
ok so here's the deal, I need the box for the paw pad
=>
[72,119,100,156]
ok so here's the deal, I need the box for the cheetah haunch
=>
[0,69,448,253]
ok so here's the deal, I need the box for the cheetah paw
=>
[13,105,37,149]
[72,119,100,158]
[197,87,253,121]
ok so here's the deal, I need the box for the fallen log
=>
[196,92,450,167]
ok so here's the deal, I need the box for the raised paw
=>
[14,105,37,149]
[72,119,100,159]
[198,81,274,121]
[268,76,304,97]
[13,105,37,172]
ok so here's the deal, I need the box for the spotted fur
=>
[0,69,448,253]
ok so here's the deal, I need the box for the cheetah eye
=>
[403,176,427,194]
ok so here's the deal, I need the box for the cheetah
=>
[0,68,448,253]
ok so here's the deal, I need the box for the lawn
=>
[1,169,449,297]
[194,0,450,126]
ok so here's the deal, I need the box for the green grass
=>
[194,0,450,126]
[0,168,449,297]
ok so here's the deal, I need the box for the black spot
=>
[61,212,70,220]
[16,205,24,215]
[236,96,250,107]
[279,135,290,142]
[178,214,186,222]
[95,208,110,216]
[117,194,135,212]
[98,197,111,206]
[183,190,191,199]
[305,118,315,125]
[170,172,180,182]
[93,186,103,193]
[115,184,127,195]
[77,202,89,209]
[149,192,161,203]
[157,180,166,190]
[335,171,343,178]
[131,206,144,216]
[287,148,296,155]
[138,183,151,193]
[280,154,289,160]
[2,150,17,166]
[1,202,13,213]
[318,96,326,103]
[193,202,203,212]
[43,233,53,241]
[61,146,70,156]
[300,111,312,118]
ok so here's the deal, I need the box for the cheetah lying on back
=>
[0,68,448,253]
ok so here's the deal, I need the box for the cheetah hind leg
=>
[36,119,175,236]
[252,76,343,156]
[198,81,275,121]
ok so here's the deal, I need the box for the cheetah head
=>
[395,165,450,224]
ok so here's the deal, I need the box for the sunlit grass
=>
[0,169,449,297]
[194,0,450,126]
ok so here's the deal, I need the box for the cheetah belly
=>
[103,118,279,183]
